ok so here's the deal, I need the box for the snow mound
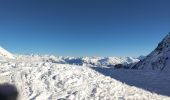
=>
[0,60,169,100]
[0,46,15,59]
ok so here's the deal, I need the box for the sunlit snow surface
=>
[0,55,169,100]
[0,46,15,59]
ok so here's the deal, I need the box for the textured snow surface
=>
[0,59,169,100]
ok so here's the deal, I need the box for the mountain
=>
[137,55,146,60]
[0,46,15,59]
[57,56,140,67]
[15,55,139,67]
[0,40,170,99]
[132,32,170,71]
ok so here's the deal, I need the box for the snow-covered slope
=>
[0,60,169,100]
[0,46,15,59]
[132,32,170,71]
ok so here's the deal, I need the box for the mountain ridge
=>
[132,32,170,71]
[0,46,15,59]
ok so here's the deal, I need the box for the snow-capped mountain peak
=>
[155,32,170,53]
[132,32,170,71]
[0,46,15,59]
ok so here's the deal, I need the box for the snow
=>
[93,67,170,96]
[132,33,170,71]
[0,56,169,100]
[0,46,15,60]
[1,33,170,100]
[15,55,140,67]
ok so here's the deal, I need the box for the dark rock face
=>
[155,41,164,54]
[155,32,170,53]
[114,64,129,69]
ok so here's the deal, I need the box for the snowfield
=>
[1,33,170,100]
[0,58,169,100]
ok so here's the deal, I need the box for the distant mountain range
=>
[0,46,140,67]
[15,55,140,68]
[3,32,170,71]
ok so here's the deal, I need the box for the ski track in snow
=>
[0,59,170,100]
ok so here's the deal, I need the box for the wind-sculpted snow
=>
[0,60,169,100]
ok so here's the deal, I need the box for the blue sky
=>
[0,0,170,57]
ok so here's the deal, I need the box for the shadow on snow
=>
[91,67,170,97]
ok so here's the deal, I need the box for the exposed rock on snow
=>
[132,32,170,71]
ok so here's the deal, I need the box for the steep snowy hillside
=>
[132,33,170,71]
[0,46,15,60]
[0,60,169,100]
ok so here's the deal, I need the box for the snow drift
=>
[0,60,169,100]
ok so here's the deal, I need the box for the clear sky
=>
[0,0,170,57]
